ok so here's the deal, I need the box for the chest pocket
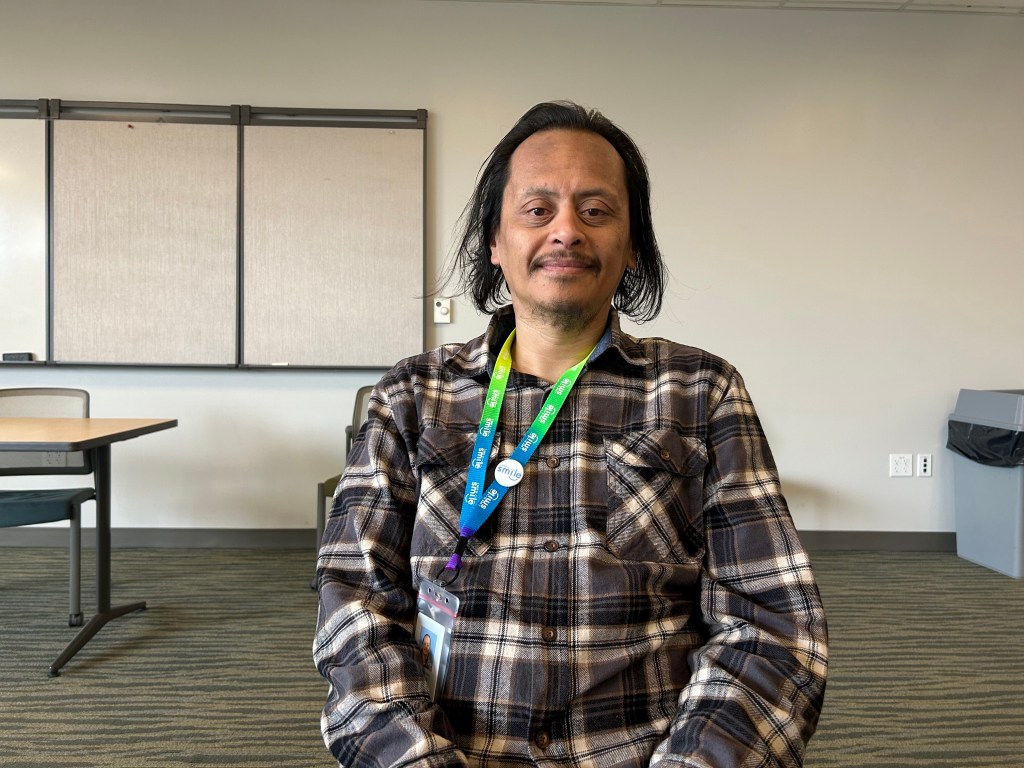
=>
[605,430,707,565]
[411,426,498,560]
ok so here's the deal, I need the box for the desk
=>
[0,417,177,675]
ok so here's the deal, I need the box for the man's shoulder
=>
[378,336,486,389]
[368,340,487,432]
[616,330,738,382]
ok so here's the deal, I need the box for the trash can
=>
[947,389,1024,578]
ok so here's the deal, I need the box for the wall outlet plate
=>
[916,453,932,477]
[889,453,913,477]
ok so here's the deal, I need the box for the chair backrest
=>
[344,385,375,460]
[0,388,91,476]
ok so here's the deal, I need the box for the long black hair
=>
[448,101,666,323]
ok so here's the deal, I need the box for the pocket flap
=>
[606,430,707,477]
[415,426,502,470]
[411,426,499,561]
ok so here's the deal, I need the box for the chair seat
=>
[0,488,95,527]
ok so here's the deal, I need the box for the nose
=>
[548,208,584,249]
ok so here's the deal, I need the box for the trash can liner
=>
[947,419,1024,468]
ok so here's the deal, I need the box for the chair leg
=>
[316,483,327,548]
[311,482,326,590]
[69,505,83,627]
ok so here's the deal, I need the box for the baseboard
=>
[800,530,956,552]
[0,527,957,552]
[0,528,317,549]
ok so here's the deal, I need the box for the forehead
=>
[504,129,627,198]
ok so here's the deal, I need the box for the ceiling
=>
[423,0,1024,16]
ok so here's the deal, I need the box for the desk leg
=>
[49,445,146,677]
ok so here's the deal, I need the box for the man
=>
[314,101,828,767]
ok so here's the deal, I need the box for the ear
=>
[489,233,501,266]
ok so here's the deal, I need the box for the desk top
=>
[0,417,178,452]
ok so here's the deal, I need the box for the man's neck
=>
[509,307,608,384]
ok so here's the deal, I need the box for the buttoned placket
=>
[534,378,571,760]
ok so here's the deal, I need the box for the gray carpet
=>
[1,547,1022,767]
[0,548,330,768]
[806,551,1024,767]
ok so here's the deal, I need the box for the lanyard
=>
[438,330,594,583]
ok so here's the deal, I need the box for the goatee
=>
[531,302,597,335]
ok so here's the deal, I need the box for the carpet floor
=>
[1,547,1021,767]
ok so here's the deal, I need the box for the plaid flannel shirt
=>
[314,306,828,768]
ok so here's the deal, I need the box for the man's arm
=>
[651,371,829,767]
[313,389,469,768]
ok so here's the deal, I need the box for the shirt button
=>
[535,731,551,749]
[660,449,671,461]
[545,455,560,469]
[544,540,560,553]
[540,626,556,642]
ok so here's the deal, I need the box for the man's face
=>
[489,129,635,333]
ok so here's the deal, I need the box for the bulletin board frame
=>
[0,99,427,370]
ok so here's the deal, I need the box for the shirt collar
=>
[444,305,652,381]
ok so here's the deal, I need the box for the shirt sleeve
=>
[312,386,470,768]
[650,370,829,768]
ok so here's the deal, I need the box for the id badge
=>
[415,579,460,700]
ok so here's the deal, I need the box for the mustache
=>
[530,249,598,272]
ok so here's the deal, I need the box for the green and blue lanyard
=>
[439,330,595,583]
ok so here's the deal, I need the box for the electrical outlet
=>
[916,453,932,477]
[889,453,913,477]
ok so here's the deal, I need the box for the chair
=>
[312,385,374,588]
[0,388,94,626]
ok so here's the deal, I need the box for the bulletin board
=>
[242,124,424,367]
[52,118,238,365]
[0,100,427,369]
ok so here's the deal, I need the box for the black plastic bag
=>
[947,420,1024,467]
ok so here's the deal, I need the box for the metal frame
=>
[2,98,428,371]
[0,98,48,118]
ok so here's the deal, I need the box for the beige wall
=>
[1,0,1022,534]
